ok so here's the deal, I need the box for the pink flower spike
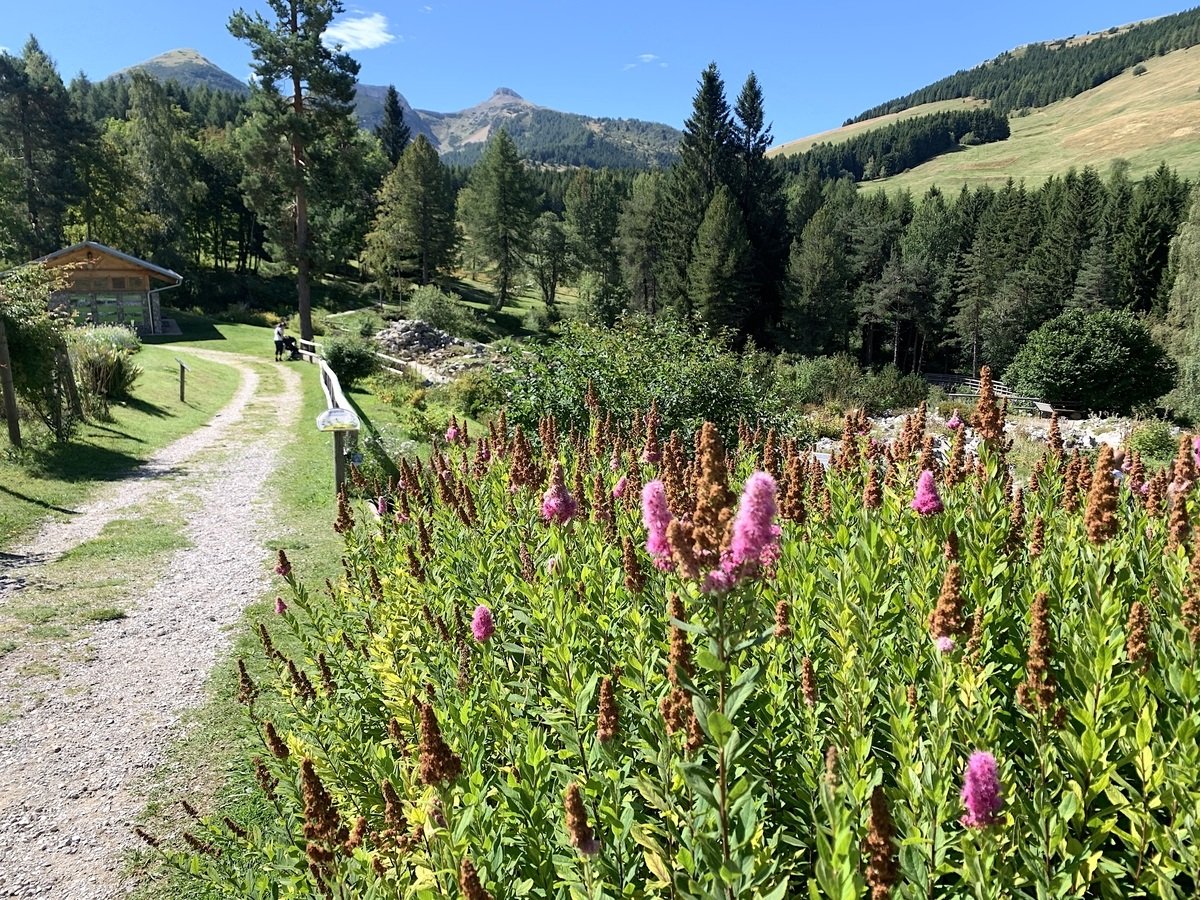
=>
[612,476,628,499]
[946,410,964,430]
[445,425,460,443]
[728,472,779,570]
[641,480,673,562]
[376,496,390,516]
[1193,435,1199,468]
[274,596,287,615]
[960,751,1003,828]
[911,470,944,516]
[541,462,578,525]
[935,635,955,654]
[471,605,495,642]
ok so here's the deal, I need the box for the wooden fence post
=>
[175,358,190,402]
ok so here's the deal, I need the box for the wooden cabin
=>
[36,241,183,335]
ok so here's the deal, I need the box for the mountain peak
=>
[491,87,523,100]
[110,48,249,95]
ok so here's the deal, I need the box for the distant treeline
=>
[70,74,246,129]
[848,5,1200,122]
[777,107,1010,182]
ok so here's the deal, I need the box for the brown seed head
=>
[264,721,290,759]
[1126,601,1151,674]
[597,677,619,744]
[801,656,817,706]
[460,857,495,900]
[236,659,257,705]
[418,703,463,786]
[863,465,883,509]
[564,783,600,855]
[929,562,966,644]
[1167,489,1191,552]
[253,756,278,802]
[974,366,1006,445]
[622,536,645,594]
[1017,591,1060,721]
[333,489,354,534]
[774,600,792,638]
[1084,446,1120,545]
[862,785,899,900]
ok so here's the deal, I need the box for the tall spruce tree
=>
[564,169,624,316]
[1163,186,1200,419]
[459,130,534,310]
[731,72,789,340]
[0,38,87,258]
[365,134,456,290]
[656,63,735,317]
[618,171,663,314]
[229,0,360,342]
[375,85,411,166]
[689,185,752,333]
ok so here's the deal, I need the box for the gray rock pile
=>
[373,319,492,379]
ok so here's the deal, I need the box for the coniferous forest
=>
[1,5,1199,418]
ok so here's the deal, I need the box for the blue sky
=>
[0,1,1188,142]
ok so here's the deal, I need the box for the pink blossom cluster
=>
[641,480,674,571]
[541,464,578,524]
[471,605,494,642]
[960,751,1003,828]
[946,410,964,430]
[911,470,944,516]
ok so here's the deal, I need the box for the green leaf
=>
[707,711,734,747]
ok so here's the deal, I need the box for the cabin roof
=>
[35,241,183,286]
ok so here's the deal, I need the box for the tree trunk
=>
[0,318,22,449]
[58,347,82,419]
[291,0,314,342]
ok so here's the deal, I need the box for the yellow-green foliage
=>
[162,404,1200,898]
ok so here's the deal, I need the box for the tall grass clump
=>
[68,324,142,416]
[143,369,1200,898]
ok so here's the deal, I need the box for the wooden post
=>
[0,317,21,449]
[333,430,346,497]
[175,358,190,402]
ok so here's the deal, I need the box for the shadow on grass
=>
[28,443,145,484]
[442,277,535,341]
[86,423,146,442]
[143,313,226,345]
[122,397,171,418]
[0,485,78,516]
[346,393,401,480]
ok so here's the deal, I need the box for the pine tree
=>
[656,63,734,315]
[527,211,569,309]
[0,38,88,258]
[564,169,624,315]
[618,172,662,314]
[375,85,411,166]
[1163,186,1200,419]
[365,135,456,291]
[229,0,361,341]
[731,72,789,341]
[689,185,751,333]
[459,130,534,310]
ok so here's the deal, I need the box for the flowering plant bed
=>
[147,370,1200,899]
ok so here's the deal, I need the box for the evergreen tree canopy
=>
[375,85,411,166]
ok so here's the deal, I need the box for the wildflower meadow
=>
[148,369,1200,899]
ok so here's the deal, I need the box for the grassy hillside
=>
[769,98,989,157]
[869,47,1200,193]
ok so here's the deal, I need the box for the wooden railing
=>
[923,372,1081,415]
[298,337,449,385]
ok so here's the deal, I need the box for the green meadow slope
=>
[773,45,1200,191]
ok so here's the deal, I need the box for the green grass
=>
[770,97,991,157]
[0,345,240,550]
[868,47,1200,194]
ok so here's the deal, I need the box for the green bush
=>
[450,369,503,420]
[497,314,789,441]
[323,335,378,391]
[68,325,143,415]
[1005,309,1176,415]
[779,355,928,415]
[1127,419,1177,461]
[407,284,476,337]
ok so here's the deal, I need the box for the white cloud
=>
[622,52,665,72]
[323,12,397,51]
[420,4,432,11]
[0,46,10,55]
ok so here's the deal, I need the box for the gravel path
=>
[0,351,303,899]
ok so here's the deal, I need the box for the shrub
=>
[779,355,928,415]
[1132,63,1148,76]
[497,314,789,441]
[164,396,1200,899]
[68,325,143,414]
[449,369,502,420]
[407,284,476,337]
[1127,419,1177,460]
[1004,309,1176,415]
[322,335,377,391]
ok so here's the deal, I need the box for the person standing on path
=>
[273,321,285,362]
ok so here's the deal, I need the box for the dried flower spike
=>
[564,782,600,856]
[596,677,619,744]
[460,857,495,900]
[863,785,899,900]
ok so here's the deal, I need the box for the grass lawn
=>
[0,345,240,550]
